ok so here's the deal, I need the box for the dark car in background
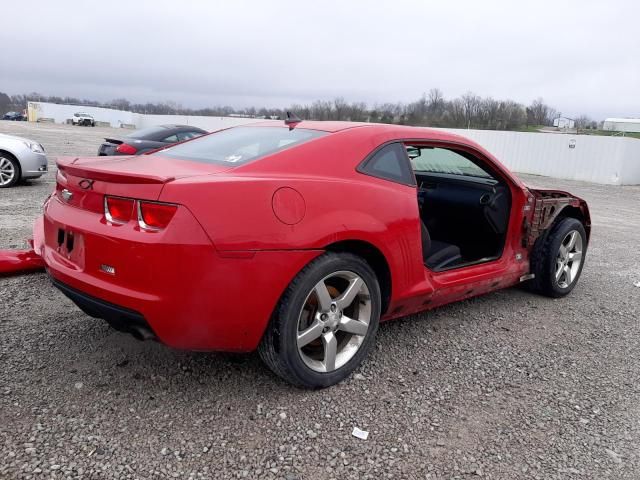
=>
[97,125,208,156]
[3,111,27,121]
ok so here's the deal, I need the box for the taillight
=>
[104,196,135,224]
[104,196,177,230]
[115,143,137,155]
[138,201,178,230]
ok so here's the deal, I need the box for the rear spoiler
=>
[57,158,174,184]
[104,137,123,145]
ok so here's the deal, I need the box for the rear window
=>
[127,126,168,139]
[161,126,327,165]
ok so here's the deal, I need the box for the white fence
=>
[28,102,136,127]
[26,102,640,185]
[26,102,279,130]
[442,129,640,185]
[133,113,276,131]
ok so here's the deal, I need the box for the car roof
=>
[248,120,473,143]
[126,124,208,141]
[249,120,368,132]
[159,124,207,131]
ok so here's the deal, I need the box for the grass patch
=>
[515,125,546,133]
[577,129,640,139]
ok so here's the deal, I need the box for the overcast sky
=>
[1,0,638,119]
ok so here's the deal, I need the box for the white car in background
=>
[0,133,48,188]
[71,112,95,126]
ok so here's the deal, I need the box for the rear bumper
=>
[34,201,322,352]
[53,278,156,340]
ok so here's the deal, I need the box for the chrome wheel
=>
[0,157,16,186]
[555,230,583,288]
[297,271,371,373]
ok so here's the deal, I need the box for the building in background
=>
[553,116,575,129]
[602,117,640,133]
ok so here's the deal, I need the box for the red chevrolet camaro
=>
[34,119,590,388]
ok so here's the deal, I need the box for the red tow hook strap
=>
[0,249,45,276]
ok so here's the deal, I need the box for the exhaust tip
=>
[130,325,157,342]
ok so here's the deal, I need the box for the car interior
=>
[407,145,511,271]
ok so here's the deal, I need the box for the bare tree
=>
[461,92,482,128]
[529,98,553,126]
[406,94,428,126]
[426,88,446,124]
[14,88,573,132]
[480,97,500,129]
[333,97,348,120]
[446,98,466,128]
[575,115,592,129]
[347,102,368,121]
[110,98,131,111]
[0,92,11,112]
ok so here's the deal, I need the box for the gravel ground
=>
[1,121,639,479]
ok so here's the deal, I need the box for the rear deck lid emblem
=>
[79,179,95,190]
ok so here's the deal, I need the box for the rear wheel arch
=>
[324,239,392,315]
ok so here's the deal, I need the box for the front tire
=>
[259,252,381,388]
[529,217,587,297]
[0,154,20,188]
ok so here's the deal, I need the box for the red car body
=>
[34,122,590,352]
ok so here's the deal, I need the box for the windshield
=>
[161,126,327,165]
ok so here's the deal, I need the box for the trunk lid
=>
[56,155,232,213]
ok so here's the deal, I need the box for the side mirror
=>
[406,147,421,159]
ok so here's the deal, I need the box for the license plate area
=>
[55,228,85,268]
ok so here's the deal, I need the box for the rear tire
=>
[529,217,587,298]
[259,252,381,388]
[0,153,20,188]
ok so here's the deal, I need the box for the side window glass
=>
[360,143,415,185]
[408,146,493,179]
[177,131,203,141]
[163,135,179,143]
